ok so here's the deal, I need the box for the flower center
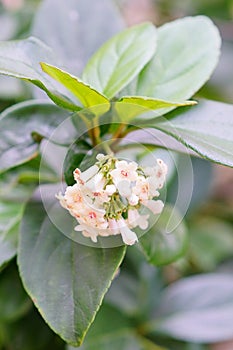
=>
[121,170,128,177]
[89,212,97,219]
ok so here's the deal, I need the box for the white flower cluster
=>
[57,154,167,245]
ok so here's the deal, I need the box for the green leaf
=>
[32,0,124,75]
[41,63,110,109]
[146,274,233,343]
[0,158,57,202]
[73,332,165,350]
[67,302,165,349]
[4,307,65,350]
[189,218,233,272]
[0,100,70,173]
[63,140,95,186]
[0,264,31,322]
[140,205,188,266]
[18,195,126,346]
[82,22,157,98]
[146,100,233,167]
[115,97,196,121]
[0,37,80,111]
[0,202,24,270]
[124,16,221,100]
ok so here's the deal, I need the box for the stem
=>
[101,142,114,155]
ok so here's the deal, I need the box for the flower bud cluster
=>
[57,154,167,245]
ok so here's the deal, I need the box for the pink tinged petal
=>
[105,184,116,195]
[80,165,99,182]
[138,215,149,230]
[82,230,98,243]
[128,209,149,230]
[127,209,140,228]
[55,192,67,209]
[96,153,105,161]
[128,193,139,206]
[75,224,99,242]
[117,218,138,245]
[142,199,164,214]
[115,160,128,169]
[73,168,82,182]
[120,226,138,246]
[108,219,120,235]
[117,180,131,198]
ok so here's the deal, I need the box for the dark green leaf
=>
[82,22,157,98]
[140,205,188,266]
[4,307,65,350]
[189,218,233,272]
[146,100,233,167]
[0,264,31,322]
[0,157,57,202]
[18,195,126,346]
[123,16,221,114]
[0,37,80,111]
[63,139,93,185]
[32,0,124,75]
[0,202,23,270]
[146,274,233,343]
[0,100,71,173]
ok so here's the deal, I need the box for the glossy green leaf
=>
[0,264,31,322]
[41,63,110,108]
[70,332,165,350]
[0,100,70,173]
[4,307,65,350]
[0,158,57,202]
[146,100,233,167]
[0,202,24,269]
[18,196,126,346]
[189,218,233,272]
[140,205,188,266]
[63,140,94,186]
[82,22,157,98]
[124,16,221,101]
[67,302,165,349]
[0,37,80,111]
[147,274,233,343]
[32,0,124,75]
[115,97,196,121]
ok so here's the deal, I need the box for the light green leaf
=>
[146,100,233,167]
[0,37,80,111]
[123,16,221,115]
[41,62,110,108]
[115,97,196,121]
[18,195,126,346]
[82,22,157,98]
[32,0,124,75]
[0,265,31,321]
[146,274,233,343]
[140,205,188,266]
[0,100,71,173]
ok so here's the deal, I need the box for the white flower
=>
[110,160,138,185]
[127,209,149,230]
[142,199,164,214]
[117,218,138,245]
[57,154,167,246]
[144,158,167,190]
